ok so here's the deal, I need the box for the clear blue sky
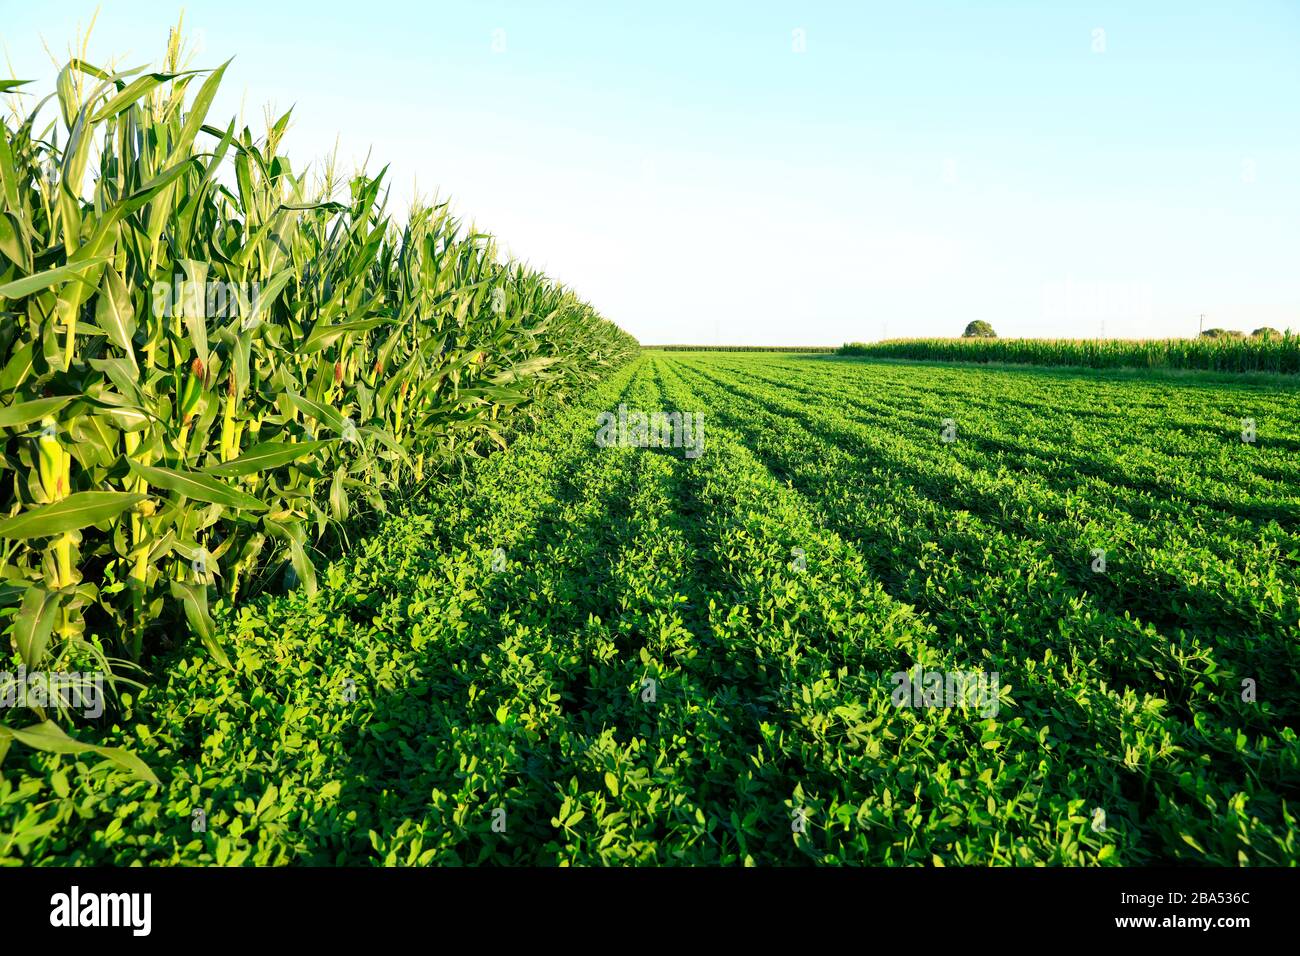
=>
[4,1,1298,343]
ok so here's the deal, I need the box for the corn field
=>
[0,38,637,743]
[839,336,1300,374]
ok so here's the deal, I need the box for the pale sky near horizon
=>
[3,1,1298,345]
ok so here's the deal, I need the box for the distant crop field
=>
[840,336,1300,374]
[7,351,1297,865]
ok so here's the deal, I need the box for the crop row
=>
[664,352,1299,863]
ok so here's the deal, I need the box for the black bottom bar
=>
[2,866,1288,942]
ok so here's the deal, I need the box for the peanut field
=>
[4,350,1296,865]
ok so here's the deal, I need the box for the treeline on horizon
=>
[837,335,1300,374]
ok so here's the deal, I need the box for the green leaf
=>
[90,70,192,122]
[0,720,160,786]
[256,784,279,816]
[300,317,391,355]
[1180,833,1207,854]
[0,254,112,300]
[13,585,60,669]
[0,491,146,539]
[169,579,229,668]
[128,461,268,511]
[359,425,408,461]
[173,61,229,160]
[0,395,77,429]
[203,440,330,477]
[263,519,317,597]
[0,340,35,391]
[239,267,293,326]
[490,356,562,385]
[329,466,349,521]
[94,264,138,360]
[285,392,345,433]
[179,258,209,365]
